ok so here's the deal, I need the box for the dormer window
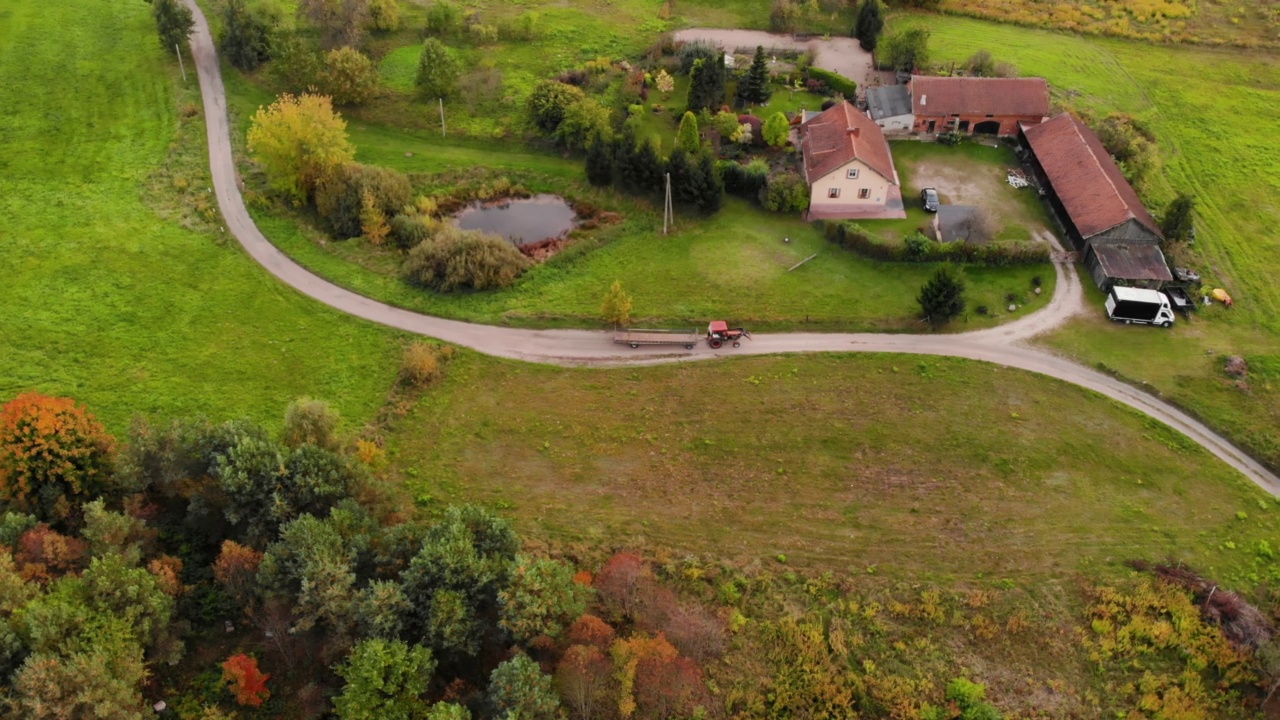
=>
[846,168,859,179]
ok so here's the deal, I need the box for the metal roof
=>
[866,84,912,120]
[1093,245,1174,284]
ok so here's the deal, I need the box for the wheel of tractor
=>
[733,341,741,348]
[685,343,694,349]
[709,339,723,349]
[630,342,638,348]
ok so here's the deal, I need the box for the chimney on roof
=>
[847,126,861,138]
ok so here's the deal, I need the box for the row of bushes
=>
[805,67,858,98]
[824,221,1051,266]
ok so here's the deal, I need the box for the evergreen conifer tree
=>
[584,140,613,187]
[737,46,772,105]
[676,112,701,154]
[854,0,885,52]
[917,265,967,326]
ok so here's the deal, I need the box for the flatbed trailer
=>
[613,328,700,349]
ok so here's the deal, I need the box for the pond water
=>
[453,194,577,246]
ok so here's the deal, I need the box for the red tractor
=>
[706,321,751,349]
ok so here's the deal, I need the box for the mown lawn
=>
[0,0,402,431]
[389,352,1280,586]
[889,13,1280,471]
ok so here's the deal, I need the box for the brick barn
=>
[911,76,1049,136]
[1020,113,1172,289]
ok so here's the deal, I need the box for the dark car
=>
[920,187,940,213]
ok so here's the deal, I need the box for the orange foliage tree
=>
[213,540,264,610]
[222,653,271,707]
[0,393,115,521]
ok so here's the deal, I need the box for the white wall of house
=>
[874,113,914,134]
[808,159,892,209]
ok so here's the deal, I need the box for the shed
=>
[1085,243,1172,290]
[865,84,913,134]
[911,76,1049,136]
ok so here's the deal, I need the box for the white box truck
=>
[1105,286,1176,327]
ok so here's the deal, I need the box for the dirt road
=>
[182,1,1280,497]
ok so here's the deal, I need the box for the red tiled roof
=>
[799,102,898,186]
[1022,113,1161,240]
[911,76,1049,118]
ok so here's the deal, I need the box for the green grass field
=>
[0,0,403,431]
[389,351,1280,586]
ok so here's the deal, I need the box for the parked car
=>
[920,187,939,213]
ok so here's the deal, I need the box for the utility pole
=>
[439,98,446,137]
[175,44,186,83]
[663,173,673,235]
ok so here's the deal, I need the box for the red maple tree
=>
[222,653,271,707]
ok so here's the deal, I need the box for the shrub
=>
[760,173,809,213]
[399,342,446,387]
[389,214,433,249]
[718,160,768,201]
[966,50,996,77]
[878,27,930,72]
[320,47,378,107]
[917,265,967,326]
[806,68,857,98]
[498,12,539,42]
[367,0,400,31]
[556,97,612,152]
[762,112,790,148]
[677,40,719,74]
[282,398,340,451]
[824,221,1049,265]
[527,80,586,134]
[425,0,462,36]
[904,231,931,260]
[403,227,530,292]
[316,164,412,239]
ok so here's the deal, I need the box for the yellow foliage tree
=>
[247,93,355,204]
[600,280,633,328]
[359,189,390,244]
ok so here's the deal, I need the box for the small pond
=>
[452,194,577,246]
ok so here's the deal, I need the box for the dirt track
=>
[182,1,1280,497]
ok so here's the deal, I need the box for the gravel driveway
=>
[672,28,894,92]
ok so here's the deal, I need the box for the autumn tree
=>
[334,638,436,720]
[676,111,701,154]
[9,623,148,719]
[361,190,392,244]
[297,0,369,49]
[654,69,674,97]
[595,552,651,622]
[558,644,612,720]
[567,614,617,650]
[322,47,380,107]
[736,46,771,105]
[223,653,271,707]
[600,281,633,328]
[487,653,563,720]
[762,111,790,148]
[247,93,356,204]
[416,38,460,99]
[610,634,679,720]
[635,653,703,720]
[221,0,278,71]
[151,0,195,51]
[213,539,264,610]
[0,393,115,523]
[499,555,591,644]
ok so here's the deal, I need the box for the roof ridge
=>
[1068,115,1137,227]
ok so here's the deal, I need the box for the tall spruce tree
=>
[1161,194,1195,243]
[854,0,885,52]
[737,46,772,105]
[667,147,696,206]
[694,151,725,214]
[686,54,727,113]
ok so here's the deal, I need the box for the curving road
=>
[183,1,1280,496]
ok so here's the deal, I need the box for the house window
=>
[828,187,841,199]
[858,188,871,199]
[846,168,859,180]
